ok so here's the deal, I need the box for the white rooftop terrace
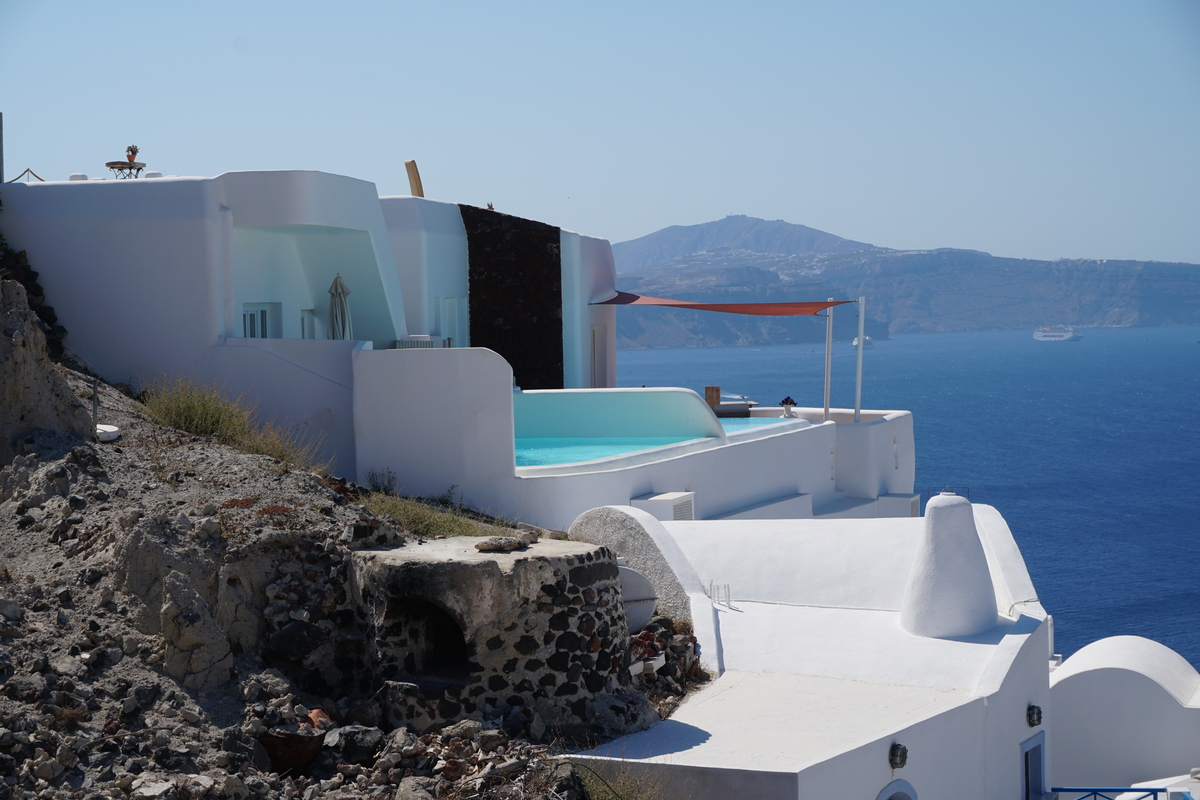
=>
[572,500,1053,800]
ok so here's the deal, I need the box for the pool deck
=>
[514,417,809,469]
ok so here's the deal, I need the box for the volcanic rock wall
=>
[328,539,638,736]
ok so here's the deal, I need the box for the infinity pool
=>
[514,416,803,467]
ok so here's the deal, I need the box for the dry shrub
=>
[571,758,674,800]
[363,493,515,539]
[52,704,90,732]
[221,497,258,509]
[141,377,327,472]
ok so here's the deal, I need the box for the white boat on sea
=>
[1034,325,1083,341]
[852,335,874,348]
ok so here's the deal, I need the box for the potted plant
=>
[126,145,139,163]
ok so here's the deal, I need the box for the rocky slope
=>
[0,280,703,800]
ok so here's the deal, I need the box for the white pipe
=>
[823,298,833,421]
[854,296,865,423]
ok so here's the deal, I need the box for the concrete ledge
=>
[710,493,812,520]
[568,506,696,623]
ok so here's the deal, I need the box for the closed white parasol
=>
[327,273,353,340]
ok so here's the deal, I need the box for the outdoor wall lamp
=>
[1027,704,1043,728]
[889,743,908,769]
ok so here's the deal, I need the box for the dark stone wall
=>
[296,541,638,738]
[458,205,563,389]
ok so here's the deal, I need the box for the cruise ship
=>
[1034,325,1083,342]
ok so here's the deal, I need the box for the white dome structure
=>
[900,493,998,638]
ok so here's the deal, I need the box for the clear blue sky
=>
[3,1,1198,262]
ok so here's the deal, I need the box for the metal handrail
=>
[1052,792,1165,800]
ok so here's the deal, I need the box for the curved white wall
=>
[1051,636,1200,787]
[581,233,618,388]
[352,347,516,511]
[218,171,407,348]
[513,388,726,440]
[514,421,837,530]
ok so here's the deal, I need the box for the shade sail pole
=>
[823,298,833,422]
[854,296,865,423]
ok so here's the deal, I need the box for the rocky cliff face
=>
[0,280,92,462]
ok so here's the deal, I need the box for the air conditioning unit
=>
[631,491,695,521]
[392,336,446,349]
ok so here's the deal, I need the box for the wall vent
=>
[673,497,694,520]
[631,491,695,522]
[393,337,446,349]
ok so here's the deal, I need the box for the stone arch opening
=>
[380,596,474,688]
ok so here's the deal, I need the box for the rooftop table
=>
[105,161,145,179]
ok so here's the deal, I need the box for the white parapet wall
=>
[1050,635,1200,788]
[200,337,367,477]
[351,348,917,530]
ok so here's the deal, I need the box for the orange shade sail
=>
[593,291,854,317]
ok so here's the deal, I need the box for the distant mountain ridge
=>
[612,215,878,275]
[611,216,1200,348]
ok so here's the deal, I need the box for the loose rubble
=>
[0,299,709,799]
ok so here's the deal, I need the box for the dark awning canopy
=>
[593,291,854,317]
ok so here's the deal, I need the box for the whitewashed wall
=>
[514,421,837,530]
[352,348,517,511]
[379,196,469,343]
[219,171,407,348]
[0,177,221,383]
[1051,636,1200,787]
[559,230,618,389]
[350,347,855,529]
[200,337,365,477]
[581,234,617,388]
[578,504,1052,800]
[834,411,916,499]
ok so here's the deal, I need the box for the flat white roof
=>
[585,669,973,773]
[715,602,1024,691]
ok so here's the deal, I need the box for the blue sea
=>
[617,326,1200,668]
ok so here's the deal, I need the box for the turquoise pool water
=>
[514,417,800,466]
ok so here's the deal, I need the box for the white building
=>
[0,170,916,530]
[5,168,1197,798]
[572,496,1054,800]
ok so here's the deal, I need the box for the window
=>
[242,303,281,339]
[300,309,318,340]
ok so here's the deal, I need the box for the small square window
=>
[242,303,281,339]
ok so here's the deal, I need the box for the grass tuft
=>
[572,758,672,800]
[363,492,513,539]
[141,377,327,472]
